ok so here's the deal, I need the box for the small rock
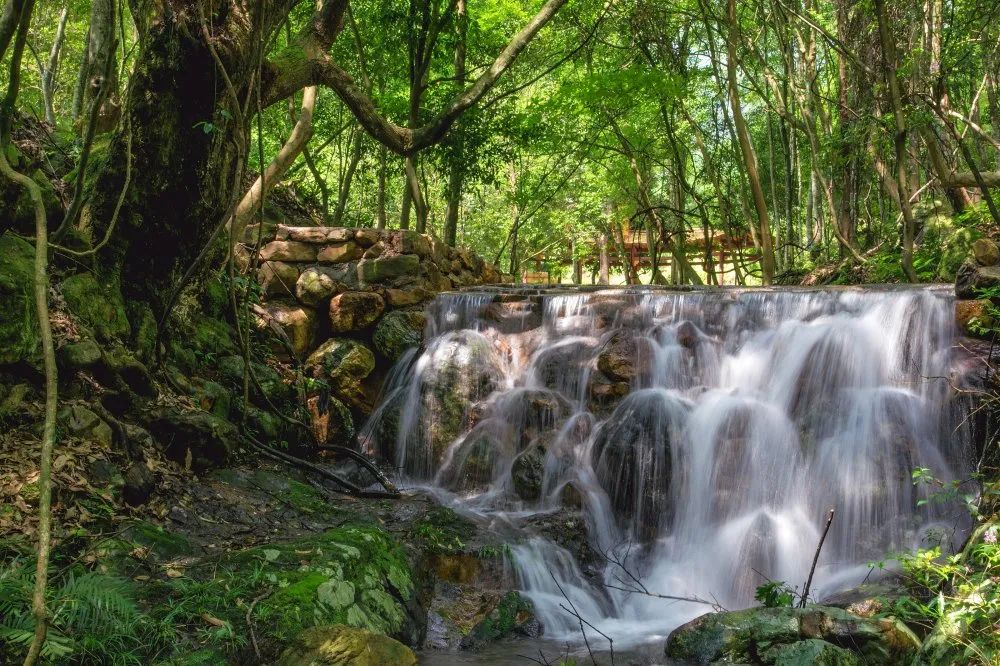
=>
[168,505,189,523]
[122,462,155,506]
[354,228,380,247]
[87,458,122,486]
[973,238,1000,266]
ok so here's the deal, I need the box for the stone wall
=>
[252,226,500,438]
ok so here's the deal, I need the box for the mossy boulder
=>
[190,316,234,359]
[0,234,39,364]
[764,639,859,665]
[372,310,427,362]
[277,624,416,666]
[60,272,131,341]
[58,404,113,448]
[57,337,102,370]
[144,407,239,472]
[306,339,376,411]
[664,605,920,664]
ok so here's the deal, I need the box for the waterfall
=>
[364,286,974,649]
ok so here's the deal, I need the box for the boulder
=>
[597,332,655,382]
[122,461,155,506]
[306,393,355,447]
[306,339,377,411]
[277,624,416,666]
[0,234,38,365]
[972,238,1000,267]
[329,291,386,332]
[318,241,363,264]
[57,338,102,370]
[144,407,240,472]
[60,272,131,341]
[357,254,421,283]
[955,299,993,336]
[193,379,232,418]
[956,260,1000,298]
[59,404,113,448]
[372,310,427,362]
[296,266,347,306]
[99,346,157,397]
[260,240,318,262]
[276,225,353,243]
[258,260,299,297]
[664,605,920,665]
[257,300,317,358]
[586,372,630,413]
[592,391,688,540]
[218,355,292,407]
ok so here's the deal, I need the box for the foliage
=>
[754,580,797,609]
[0,560,166,664]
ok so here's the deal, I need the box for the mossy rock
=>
[0,234,39,365]
[60,272,131,341]
[122,521,195,560]
[57,337,102,369]
[459,591,535,650]
[202,276,229,319]
[127,301,158,361]
[190,317,234,358]
[765,638,860,665]
[218,354,292,407]
[223,525,416,645]
[193,380,232,419]
[664,605,920,665]
[277,624,417,666]
[305,339,376,410]
[372,310,426,362]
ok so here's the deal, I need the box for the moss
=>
[123,521,195,560]
[60,272,131,341]
[459,591,534,650]
[128,301,158,361]
[276,624,417,666]
[191,317,234,359]
[409,507,476,555]
[0,234,39,364]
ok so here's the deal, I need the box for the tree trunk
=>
[726,0,775,284]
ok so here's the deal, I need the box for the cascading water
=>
[361,286,975,652]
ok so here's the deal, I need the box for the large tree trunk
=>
[88,10,249,312]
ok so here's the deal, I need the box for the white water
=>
[362,286,974,649]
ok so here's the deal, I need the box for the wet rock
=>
[306,338,377,411]
[459,592,537,651]
[357,254,421,283]
[122,461,155,506]
[144,407,239,472]
[257,300,317,358]
[586,371,630,414]
[329,291,385,332]
[664,605,920,664]
[60,272,131,341]
[306,393,356,446]
[592,391,688,540]
[317,241,363,264]
[260,240,318,262]
[420,331,503,469]
[511,446,545,502]
[258,260,299,297]
[58,337,102,369]
[0,234,39,364]
[973,238,1000,266]
[59,404,113,448]
[277,624,417,665]
[956,260,1000,298]
[482,301,542,334]
[597,331,654,382]
[373,310,427,362]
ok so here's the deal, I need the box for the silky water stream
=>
[359,286,976,661]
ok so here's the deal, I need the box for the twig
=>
[549,571,614,666]
[246,588,272,660]
[799,508,835,608]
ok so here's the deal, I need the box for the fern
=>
[0,559,156,665]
